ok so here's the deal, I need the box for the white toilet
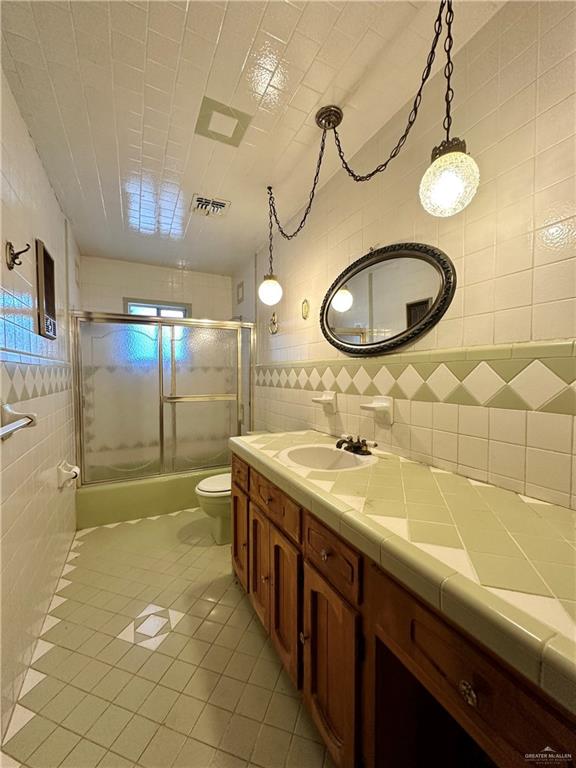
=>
[195,472,232,545]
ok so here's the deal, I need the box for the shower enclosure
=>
[72,312,254,485]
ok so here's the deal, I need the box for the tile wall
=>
[80,256,233,320]
[252,2,576,508]
[1,76,79,738]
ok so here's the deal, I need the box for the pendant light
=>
[258,201,283,306]
[263,0,474,274]
[419,2,479,217]
[331,286,354,313]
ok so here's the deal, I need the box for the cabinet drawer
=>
[303,513,361,606]
[232,454,249,493]
[366,564,576,766]
[250,469,301,544]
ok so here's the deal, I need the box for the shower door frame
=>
[71,311,255,485]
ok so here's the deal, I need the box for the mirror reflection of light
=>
[331,287,354,312]
[123,175,185,239]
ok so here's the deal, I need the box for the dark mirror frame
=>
[320,242,457,357]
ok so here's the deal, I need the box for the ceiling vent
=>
[191,194,231,218]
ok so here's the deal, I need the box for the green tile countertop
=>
[229,430,576,715]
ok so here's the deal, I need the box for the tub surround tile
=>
[231,431,576,710]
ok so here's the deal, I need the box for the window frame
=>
[123,298,192,319]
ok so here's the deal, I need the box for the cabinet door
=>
[269,526,301,687]
[231,484,249,592]
[302,562,358,768]
[249,503,270,630]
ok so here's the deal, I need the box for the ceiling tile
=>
[1,1,38,41]
[112,30,146,69]
[110,1,147,41]
[185,2,225,44]
[261,1,302,44]
[297,3,340,45]
[147,30,180,70]
[148,1,186,43]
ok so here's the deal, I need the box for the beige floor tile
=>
[247,660,281,691]
[159,659,196,691]
[85,705,132,748]
[114,677,155,712]
[60,737,106,767]
[31,647,72,676]
[138,685,179,723]
[164,693,205,735]
[251,724,292,768]
[97,750,136,767]
[110,714,158,762]
[73,659,114,692]
[285,735,325,768]
[223,653,258,683]
[264,693,299,732]
[178,638,211,665]
[194,621,223,644]
[116,646,152,674]
[173,736,215,768]
[41,685,86,724]
[26,725,79,768]
[208,677,245,712]
[137,653,173,683]
[211,750,248,768]
[18,677,65,713]
[63,694,109,736]
[235,685,272,722]
[92,668,133,701]
[191,704,232,748]
[77,632,114,658]
[199,646,234,674]
[52,652,92,683]
[139,726,186,768]
[97,639,132,666]
[155,633,188,659]
[219,714,260,760]
[2,716,56,763]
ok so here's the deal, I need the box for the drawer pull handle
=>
[320,548,331,562]
[299,632,309,644]
[458,680,478,708]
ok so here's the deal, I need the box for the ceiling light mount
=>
[315,105,343,131]
[431,136,467,162]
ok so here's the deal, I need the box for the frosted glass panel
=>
[79,321,161,482]
[162,326,237,396]
[163,401,236,472]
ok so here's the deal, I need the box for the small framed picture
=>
[236,281,244,305]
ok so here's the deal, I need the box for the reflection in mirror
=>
[320,243,456,356]
[327,258,441,344]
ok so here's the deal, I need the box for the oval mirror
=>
[320,243,457,356]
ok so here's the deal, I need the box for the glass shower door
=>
[78,320,161,483]
[161,325,240,473]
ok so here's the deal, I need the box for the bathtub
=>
[76,466,229,529]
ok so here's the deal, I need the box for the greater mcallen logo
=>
[524,746,573,763]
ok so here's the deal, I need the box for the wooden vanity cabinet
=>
[248,503,270,629]
[363,561,576,768]
[231,483,249,591]
[302,561,360,768]
[269,525,301,687]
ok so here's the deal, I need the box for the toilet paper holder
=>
[57,461,80,488]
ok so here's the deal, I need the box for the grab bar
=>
[0,403,37,440]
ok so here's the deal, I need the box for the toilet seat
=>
[196,472,231,498]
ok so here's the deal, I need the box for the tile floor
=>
[1,510,333,768]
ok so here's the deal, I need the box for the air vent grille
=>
[191,194,231,217]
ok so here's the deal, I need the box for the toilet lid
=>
[197,473,232,494]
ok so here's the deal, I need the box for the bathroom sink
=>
[278,444,378,472]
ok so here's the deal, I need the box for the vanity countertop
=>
[230,430,576,715]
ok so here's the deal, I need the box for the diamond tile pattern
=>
[255,347,576,415]
[241,431,576,638]
[3,510,333,768]
[1,361,72,404]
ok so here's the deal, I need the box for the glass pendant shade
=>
[419,145,480,218]
[331,286,354,312]
[258,274,283,306]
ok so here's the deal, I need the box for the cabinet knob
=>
[261,575,269,583]
[320,548,331,562]
[241,542,247,549]
[458,679,478,708]
[299,631,309,644]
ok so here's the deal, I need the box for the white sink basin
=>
[278,444,377,472]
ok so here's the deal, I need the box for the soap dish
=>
[312,390,337,414]
[360,396,393,423]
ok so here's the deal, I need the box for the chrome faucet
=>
[336,435,377,455]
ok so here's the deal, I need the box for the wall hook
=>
[6,241,30,270]
[268,312,279,335]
